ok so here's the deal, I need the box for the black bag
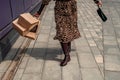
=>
[97,7,107,22]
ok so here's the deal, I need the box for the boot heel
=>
[60,55,71,66]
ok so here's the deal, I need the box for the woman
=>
[34,0,102,66]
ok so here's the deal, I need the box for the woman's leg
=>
[60,42,71,66]
[68,42,71,53]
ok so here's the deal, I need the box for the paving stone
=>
[105,70,120,80]
[18,57,29,69]
[42,60,61,80]
[78,54,98,68]
[40,29,51,34]
[115,27,120,37]
[74,38,89,47]
[104,36,116,41]
[24,57,44,74]
[90,46,102,55]
[104,39,117,45]
[76,46,91,53]
[45,46,61,61]
[103,26,115,36]
[41,26,51,30]
[84,34,92,38]
[96,43,103,51]
[42,42,61,80]
[21,73,41,80]
[105,55,120,71]
[41,19,52,26]
[48,37,60,45]
[37,34,49,42]
[47,44,60,49]
[91,31,99,38]
[62,56,81,80]
[89,43,97,47]
[13,69,24,80]
[117,38,120,43]
[95,55,103,64]
[103,1,120,79]
[81,68,103,80]
[30,42,47,57]
[50,30,56,36]
[104,46,120,55]
[24,40,35,57]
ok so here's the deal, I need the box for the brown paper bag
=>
[18,13,39,30]
[12,13,40,40]
[25,32,36,40]
[12,19,28,36]
[25,25,38,40]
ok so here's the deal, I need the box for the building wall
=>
[0,0,42,60]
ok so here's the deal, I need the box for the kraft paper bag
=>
[12,13,40,40]
[25,32,36,40]
[18,13,39,30]
[12,18,28,36]
[25,26,38,40]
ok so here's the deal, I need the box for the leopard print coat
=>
[43,0,81,43]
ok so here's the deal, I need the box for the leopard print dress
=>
[43,0,81,43]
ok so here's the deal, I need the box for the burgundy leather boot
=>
[60,42,71,66]
[68,42,71,53]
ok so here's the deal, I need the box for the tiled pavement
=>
[102,0,120,80]
[0,0,120,80]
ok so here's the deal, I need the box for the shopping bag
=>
[18,13,39,30]
[12,13,40,40]
[12,18,28,36]
[25,26,38,40]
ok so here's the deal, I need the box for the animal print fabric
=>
[43,0,81,43]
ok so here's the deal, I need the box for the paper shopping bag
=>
[18,13,39,30]
[12,13,40,39]
[12,18,28,36]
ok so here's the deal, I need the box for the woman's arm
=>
[34,0,51,17]
[42,0,51,5]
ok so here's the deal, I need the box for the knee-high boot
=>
[68,42,71,53]
[60,42,71,66]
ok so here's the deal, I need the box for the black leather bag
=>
[97,7,107,22]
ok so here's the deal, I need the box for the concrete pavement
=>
[13,0,104,80]
[102,0,120,80]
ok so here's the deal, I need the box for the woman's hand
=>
[33,12,40,18]
[97,0,102,6]
[94,0,102,6]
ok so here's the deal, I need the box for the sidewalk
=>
[102,0,120,80]
[1,0,120,80]
[12,0,104,80]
